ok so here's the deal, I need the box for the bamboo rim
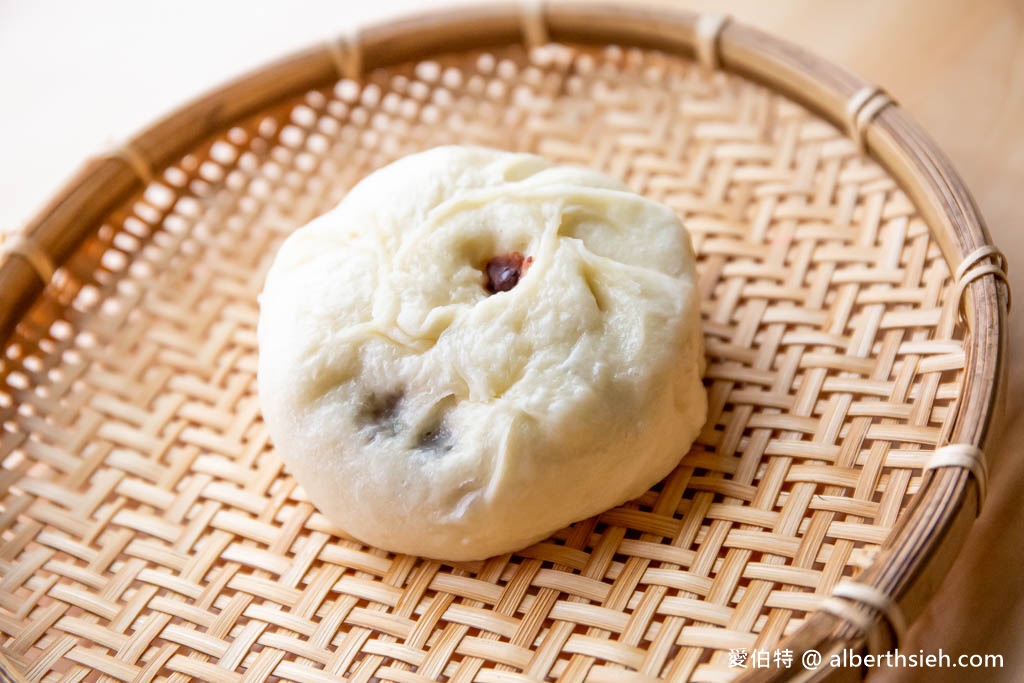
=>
[0,2,1008,680]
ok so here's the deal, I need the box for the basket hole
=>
[280,125,305,149]
[360,83,382,108]
[476,53,496,74]
[227,126,249,145]
[257,117,279,138]
[335,79,361,103]
[291,104,317,128]
[210,141,239,166]
[415,60,441,83]
[199,160,225,183]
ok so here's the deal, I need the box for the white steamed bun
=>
[258,146,706,560]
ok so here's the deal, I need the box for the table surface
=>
[2,1,1022,681]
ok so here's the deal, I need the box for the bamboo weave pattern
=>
[0,43,965,682]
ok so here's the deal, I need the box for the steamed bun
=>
[258,146,706,560]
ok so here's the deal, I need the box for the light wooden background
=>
[1,1,1021,681]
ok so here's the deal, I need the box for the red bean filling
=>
[484,252,532,294]
[357,391,404,439]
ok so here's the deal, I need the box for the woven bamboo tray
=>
[0,2,1009,682]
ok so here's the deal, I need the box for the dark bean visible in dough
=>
[357,391,456,454]
[357,391,403,439]
[484,252,533,294]
[415,420,454,454]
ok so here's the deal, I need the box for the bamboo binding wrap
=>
[0,2,1008,681]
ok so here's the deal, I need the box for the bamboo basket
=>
[0,2,1009,682]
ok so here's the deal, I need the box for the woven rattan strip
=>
[0,42,966,682]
